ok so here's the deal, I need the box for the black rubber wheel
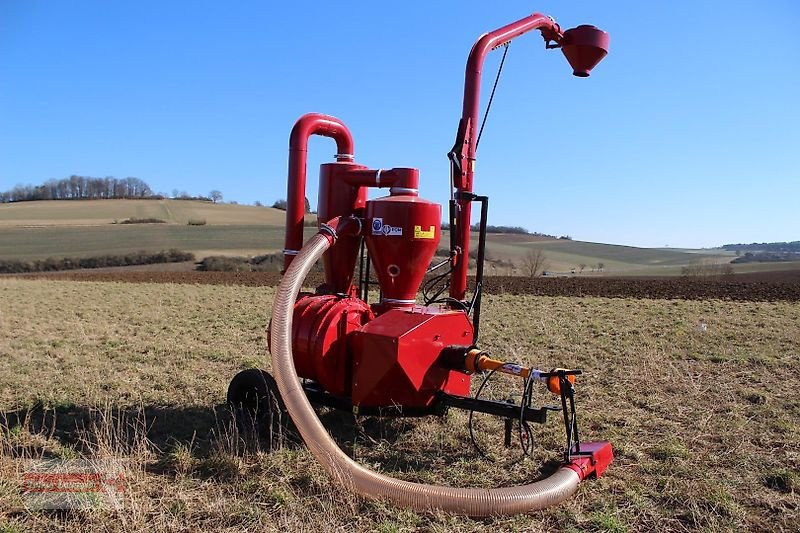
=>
[227,368,295,450]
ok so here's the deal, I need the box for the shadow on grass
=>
[1,401,566,504]
[1,403,218,454]
[0,402,420,464]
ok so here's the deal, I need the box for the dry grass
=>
[0,279,798,531]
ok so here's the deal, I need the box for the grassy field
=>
[0,224,290,261]
[0,199,317,263]
[0,199,289,227]
[1,279,797,531]
[0,200,741,276]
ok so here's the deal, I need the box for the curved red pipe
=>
[450,13,562,300]
[284,113,355,270]
[342,168,419,191]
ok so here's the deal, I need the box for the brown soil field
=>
[11,269,800,301]
[481,272,800,301]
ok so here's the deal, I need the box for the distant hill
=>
[3,199,791,277]
[461,232,734,275]
[0,198,292,227]
[0,199,310,263]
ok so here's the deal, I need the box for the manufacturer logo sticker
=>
[382,225,403,236]
[372,218,402,236]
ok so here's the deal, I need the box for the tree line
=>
[0,249,194,274]
[722,241,800,253]
[1,176,156,203]
[439,223,571,239]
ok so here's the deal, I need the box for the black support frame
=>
[301,380,554,424]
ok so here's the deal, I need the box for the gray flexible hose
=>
[269,232,581,516]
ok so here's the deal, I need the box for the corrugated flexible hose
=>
[269,232,581,516]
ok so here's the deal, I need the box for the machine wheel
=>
[227,368,295,450]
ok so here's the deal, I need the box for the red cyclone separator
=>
[284,113,356,271]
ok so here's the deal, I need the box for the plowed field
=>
[12,269,800,301]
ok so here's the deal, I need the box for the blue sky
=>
[1,1,798,248]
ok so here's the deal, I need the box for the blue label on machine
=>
[372,218,402,236]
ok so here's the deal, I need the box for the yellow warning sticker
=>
[414,225,436,239]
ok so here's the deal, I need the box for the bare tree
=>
[682,260,735,279]
[523,249,548,277]
[597,262,605,272]
[210,190,223,204]
[2,175,156,202]
[579,263,587,274]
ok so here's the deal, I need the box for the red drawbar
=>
[565,441,614,480]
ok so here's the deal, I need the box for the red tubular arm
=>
[450,13,562,300]
[342,168,419,191]
[284,113,355,270]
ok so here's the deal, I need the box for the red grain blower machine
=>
[229,11,613,515]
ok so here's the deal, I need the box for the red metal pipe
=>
[342,168,419,191]
[450,13,562,300]
[284,113,355,271]
[317,215,363,244]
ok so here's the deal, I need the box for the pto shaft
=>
[464,349,577,394]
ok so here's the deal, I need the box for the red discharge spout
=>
[561,25,609,77]
[450,13,563,301]
[284,113,355,271]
